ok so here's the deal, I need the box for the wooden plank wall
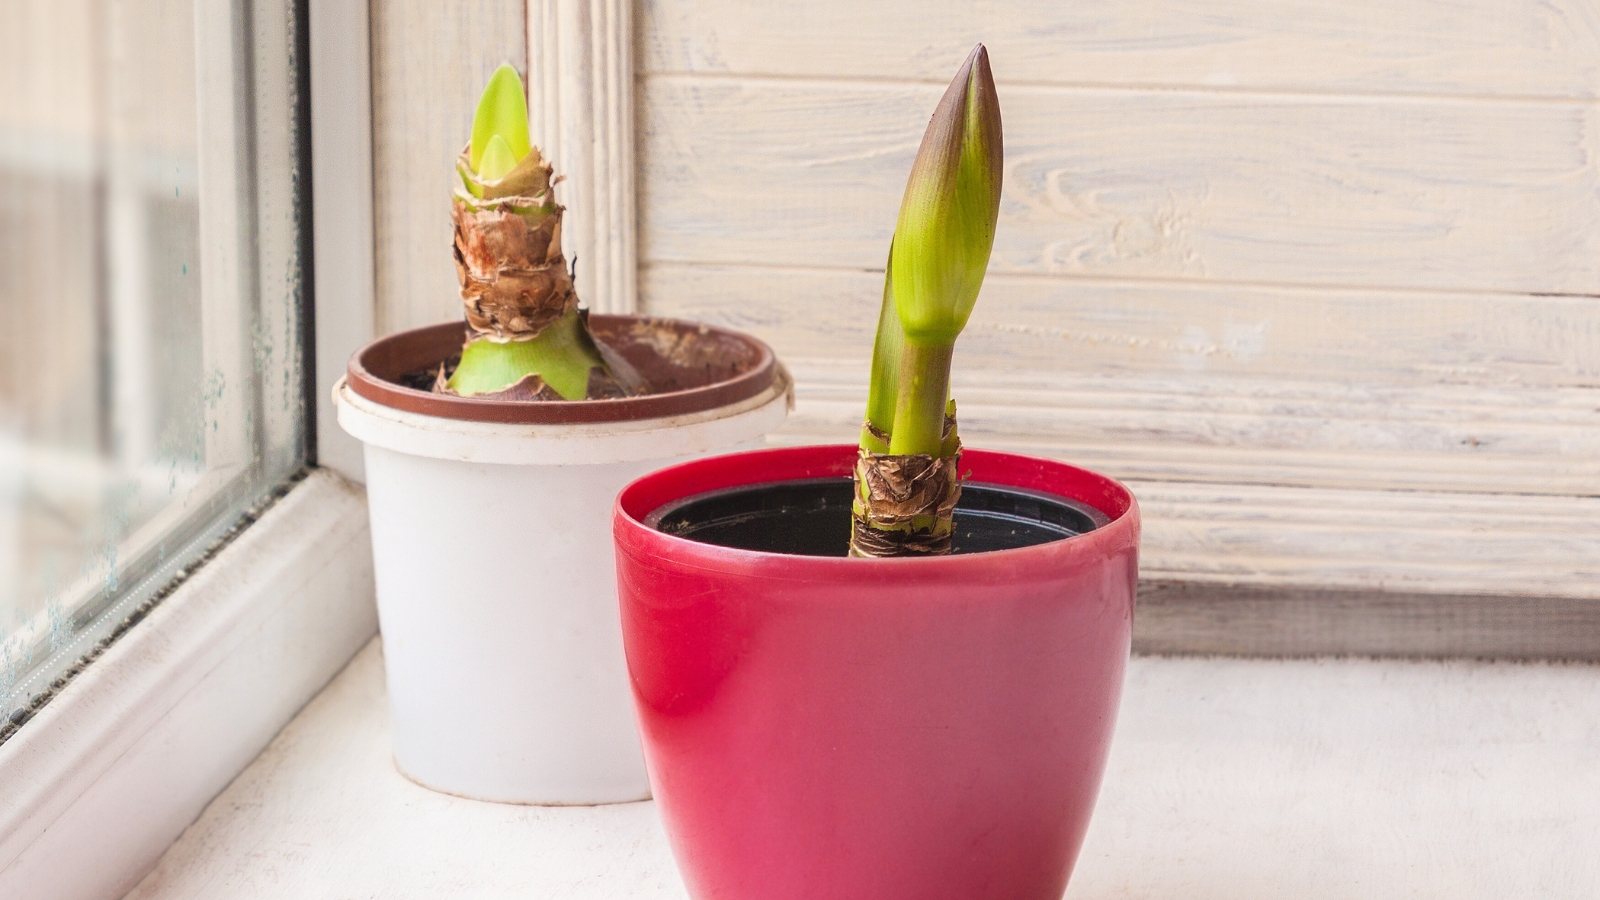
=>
[635,1,1600,611]
[370,0,526,335]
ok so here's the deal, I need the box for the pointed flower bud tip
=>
[477,134,518,182]
[890,43,1003,346]
[470,64,532,174]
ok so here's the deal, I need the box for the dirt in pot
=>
[646,478,1109,557]
[397,356,460,393]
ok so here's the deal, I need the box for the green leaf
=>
[862,240,903,442]
[478,134,518,183]
[469,64,532,174]
[889,44,1003,347]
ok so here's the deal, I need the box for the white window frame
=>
[0,0,379,896]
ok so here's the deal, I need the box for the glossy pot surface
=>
[613,444,1139,900]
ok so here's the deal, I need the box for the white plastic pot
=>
[335,318,790,804]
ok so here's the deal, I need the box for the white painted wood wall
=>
[367,1,1600,641]
[632,1,1600,607]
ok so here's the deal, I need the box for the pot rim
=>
[614,444,1140,578]
[335,369,791,464]
[345,315,779,425]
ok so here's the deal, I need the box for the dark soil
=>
[647,478,1109,557]
[397,357,457,393]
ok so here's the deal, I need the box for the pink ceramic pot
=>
[613,444,1139,900]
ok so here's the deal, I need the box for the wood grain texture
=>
[748,368,1600,598]
[528,0,638,314]
[640,0,1600,99]
[644,265,1600,388]
[1136,581,1600,660]
[638,78,1600,294]
[370,0,525,334]
[737,368,1600,601]
[646,268,1600,496]
[1129,480,1600,600]
[645,266,1600,600]
[629,7,1600,628]
[765,363,1600,498]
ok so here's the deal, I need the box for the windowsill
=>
[0,470,377,900]
[127,637,1600,898]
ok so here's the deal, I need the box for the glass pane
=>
[0,0,308,736]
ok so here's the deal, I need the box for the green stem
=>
[888,341,954,456]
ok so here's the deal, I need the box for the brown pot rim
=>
[346,315,780,425]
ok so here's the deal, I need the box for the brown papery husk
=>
[452,144,576,342]
[466,372,562,401]
[849,443,962,558]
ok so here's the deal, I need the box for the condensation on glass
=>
[0,0,308,731]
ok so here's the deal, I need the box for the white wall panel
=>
[370,0,526,335]
[643,265,1600,388]
[639,79,1600,294]
[647,264,1600,501]
[633,2,1600,616]
[641,0,1600,99]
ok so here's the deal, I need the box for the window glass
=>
[0,0,308,736]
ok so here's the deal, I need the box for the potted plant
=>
[613,46,1139,898]
[336,66,791,805]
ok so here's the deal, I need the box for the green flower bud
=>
[477,133,518,182]
[469,64,532,174]
[889,44,1003,347]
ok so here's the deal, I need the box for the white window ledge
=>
[0,470,377,900]
[126,637,1599,899]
